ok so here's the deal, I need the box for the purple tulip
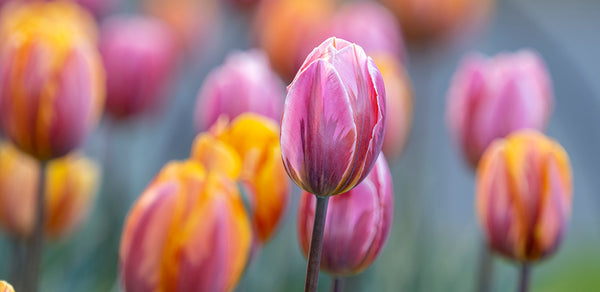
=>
[100,15,177,120]
[280,37,386,197]
[447,50,553,168]
[298,155,393,275]
[195,50,285,131]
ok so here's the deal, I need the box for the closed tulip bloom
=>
[195,51,284,131]
[254,0,334,81]
[298,155,393,275]
[372,54,413,160]
[382,0,493,42]
[0,142,100,239]
[120,161,251,292]
[0,1,104,161]
[100,15,176,120]
[476,130,572,262]
[192,113,290,242]
[0,281,14,292]
[329,1,405,61]
[447,50,553,168]
[281,37,386,197]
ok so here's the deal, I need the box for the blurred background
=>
[0,0,599,291]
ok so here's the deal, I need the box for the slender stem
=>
[10,237,23,290]
[305,196,329,292]
[331,277,344,292]
[22,160,47,292]
[517,263,531,292]
[475,242,494,292]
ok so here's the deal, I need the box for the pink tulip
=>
[280,37,386,197]
[447,50,553,168]
[100,15,176,120]
[298,155,393,275]
[329,1,406,62]
[195,50,285,131]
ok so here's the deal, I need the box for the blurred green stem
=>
[10,237,23,290]
[331,277,343,292]
[518,263,531,292]
[305,196,329,292]
[22,160,47,292]
[476,242,494,292]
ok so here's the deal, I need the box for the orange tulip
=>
[120,161,251,292]
[191,113,290,242]
[0,281,14,292]
[0,142,100,239]
[372,54,413,160]
[0,1,104,160]
[476,130,572,262]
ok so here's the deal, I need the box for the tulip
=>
[281,37,386,291]
[298,155,393,275]
[253,0,334,81]
[476,130,572,263]
[328,1,406,61]
[0,142,100,239]
[195,51,284,131]
[372,54,413,160]
[191,113,289,243]
[100,15,177,120]
[0,1,105,161]
[281,37,386,197]
[120,160,251,292]
[381,0,493,42]
[447,50,553,168]
[0,281,14,292]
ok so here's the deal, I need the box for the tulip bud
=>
[281,37,386,197]
[382,0,493,42]
[0,281,14,292]
[191,113,290,243]
[329,1,405,61]
[195,51,284,131]
[447,50,553,168]
[120,161,251,292]
[0,142,100,239]
[254,0,334,81]
[476,130,572,262]
[0,1,105,161]
[298,155,393,275]
[372,54,413,160]
[100,15,176,120]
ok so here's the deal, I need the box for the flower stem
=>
[517,263,531,292]
[331,277,343,292]
[305,196,329,292]
[22,160,47,292]
[475,241,494,292]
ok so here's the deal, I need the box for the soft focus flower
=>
[120,161,251,292]
[372,54,413,160]
[100,15,177,120]
[476,130,572,262]
[447,50,553,168]
[0,142,100,239]
[191,113,289,242]
[298,155,393,275]
[0,281,14,292]
[329,1,405,61]
[194,51,284,131]
[75,0,118,17]
[142,0,220,52]
[381,0,493,42]
[281,37,386,196]
[254,0,334,81]
[0,1,104,161]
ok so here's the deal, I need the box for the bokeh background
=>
[0,0,599,291]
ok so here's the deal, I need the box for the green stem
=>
[331,277,343,292]
[22,160,47,292]
[304,196,329,292]
[517,263,531,292]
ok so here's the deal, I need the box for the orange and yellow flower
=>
[0,281,14,292]
[0,141,100,239]
[476,130,572,262]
